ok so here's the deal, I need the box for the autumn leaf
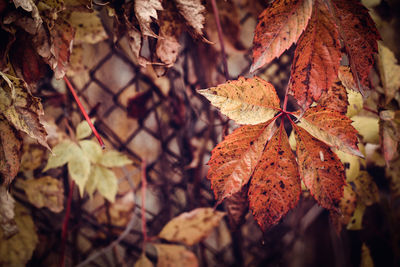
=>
[23,176,64,213]
[294,125,346,211]
[296,106,363,157]
[98,150,133,168]
[153,244,198,267]
[158,207,225,246]
[76,119,94,140]
[289,0,341,109]
[207,120,276,202]
[248,124,301,231]
[91,165,118,202]
[198,77,280,125]
[174,0,205,38]
[251,0,313,72]
[225,185,249,230]
[330,184,357,232]
[134,0,163,38]
[0,186,17,238]
[134,253,153,267]
[65,10,107,45]
[377,42,400,103]
[331,0,380,93]
[318,79,349,115]
[0,203,38,266]
[0,116,21,186]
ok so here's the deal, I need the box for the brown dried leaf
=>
[158,207,225,246]
[225,185,248,230]
[23,176,64,213]
[318,79,349,115]
[251,0,313,72]
[134,0,163,38]
[174,0,205,37]
[153,244,198,267]
[0,186,17,238]
[0,116,21,186]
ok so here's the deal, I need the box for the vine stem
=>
[63,76,105,148]
[60,180,75,267]
[141,160,148,252]
[282,84,290,112]
[211,0,229,80]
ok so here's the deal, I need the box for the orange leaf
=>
[318,79,349,115]
[198,77,280,125]
[207,119,277,202]
[248,125,300,231]
[289,0,341,109]
[294,125,346,211]
[331,0,380,93]
[251,0,313,72]
[296,106,362,157]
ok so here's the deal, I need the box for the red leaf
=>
[251,0,313,72]
[248,124,300,231]
[331,0,380,93]
[294,125,345,211]
[318,79,348,115]
[289,0,341,109]
[207,119,277,202]
[296,106,362,157]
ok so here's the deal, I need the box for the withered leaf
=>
[289,0,341,109]
[377,42,400,103]
[251,0,313,72]
[318,79,349,115]
[174,0,205,38]
[0,186,17,238]
[66,10,107,44]
[153,244,198,267]
[134,0,163,38]
[248,125,301,231]
[225,185,249,230]
[295,125,346,211]
[198,77,280,125]
[158,207,225,246]
[0,116,21,186]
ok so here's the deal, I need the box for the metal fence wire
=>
[18,2,352,267]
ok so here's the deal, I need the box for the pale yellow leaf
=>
[0,186,17,238]
[153,244,198,267]
[0,203,38,266]
[85,166,99,198]
[158,207,225,246]
[134,253,153,267]
[67,146,91,196]
[198,77,280,125]
[378,42,400,103]
[351,116,379,144]
[44,140,78,171]
[79,140,102,163]
[95,165,118,202]
[76,120,93,140]
[67,10,107,44]
[23,176,64,213]
[346,89,363,118]
[346,203,365,230]
[99,150,132,168]
[353,171,379,206]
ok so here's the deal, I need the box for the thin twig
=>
[63,76,105,148]
[363,106,379,116]
[211,0,229,80]
[141,160,148,251]
[60,180,75,267]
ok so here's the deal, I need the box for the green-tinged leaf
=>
[347,203,365,230]
[0,116,22,186]
[198,77,280,125]
[66,10,107,44]
[43,140,78,171]
[153,244,198,267]
[99,150,133,168]
[0,186,17,238]
[68,147,90,196]
[95,165,118,202]
[0,203,38,266]
[23,176,64,213]
[79,140,102,163]
[158,207,225,246]
[296,106,363,157]
[76,120,93,140]
[85,165,98,198]
[134,253,153,267]
[352,116,379,144]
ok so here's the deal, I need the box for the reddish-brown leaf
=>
[318,79,348,114]
[207,119,277,202]
[225,185,248,230]
[251,0,313,72]
[289,0,341,109]
[294,125,346,211]
[248,125,300,231]
[331,0,380,93]
[296,106,362,157]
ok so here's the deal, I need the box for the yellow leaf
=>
[360,243,374,267]
[23,176,64,213]
[79,140,102,163]
[76,120,93,140]
[198,77,280,125]
[378,42,400,103]
[346,89,363,118]
[20,144,45,172]
[44,140,78,171]
[347,203,365,230]
[353,171,379,206]
[134,253,153,267]
[66,10,107,44]
[0,203,38,266]
[85,166,99,198]
[99,150,132,168]
[68,146,90,196]
[352,116,379,144]
[158,207,225,246]
[153,244,198,267]
[95,165,118,202]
